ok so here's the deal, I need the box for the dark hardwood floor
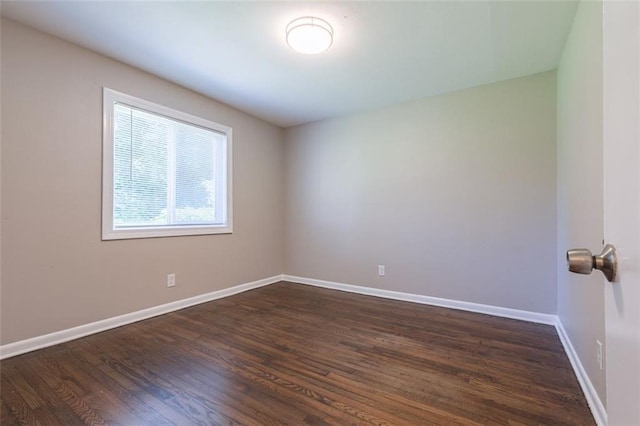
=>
[1,281,594,425]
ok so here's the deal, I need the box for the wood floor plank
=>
[9,357,86,425]
[1,282,594,425]
[1,374,44,426]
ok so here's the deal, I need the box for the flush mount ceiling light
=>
[286,16,333,54]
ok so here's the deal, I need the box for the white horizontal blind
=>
[112,103,225,229]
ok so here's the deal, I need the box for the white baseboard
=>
[282,275,557,325]
[0,274,284,360]
[0,272,605,426]
[284,275,604,425]
[555,319,607,426]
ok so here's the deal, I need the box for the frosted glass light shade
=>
[286,17,333,54]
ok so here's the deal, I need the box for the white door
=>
[603,0,640,424]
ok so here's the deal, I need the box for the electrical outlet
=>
[596,340,603,370]
[378,265,385,277]
[167,274,176,288]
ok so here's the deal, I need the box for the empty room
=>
[1,1,639,425]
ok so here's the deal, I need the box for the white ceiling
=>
[1,1,578,128]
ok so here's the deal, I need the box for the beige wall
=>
[0,19,285,345]
[0,18,4,343]
[284,72,557,314]
[1,16,567,348]
[556,0,606,405]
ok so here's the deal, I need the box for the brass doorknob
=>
[567,244,617,282]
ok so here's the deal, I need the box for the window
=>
[102,88,232,240]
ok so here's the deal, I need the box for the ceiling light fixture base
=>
[286,16,333,55]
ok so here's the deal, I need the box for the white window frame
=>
[102,88,233,240]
